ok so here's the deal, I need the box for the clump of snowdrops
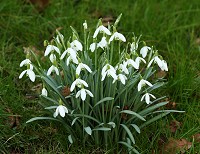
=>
[19,14,181,153]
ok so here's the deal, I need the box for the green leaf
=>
[138,101,168,116]
[71,114,101,124]
[118,141,139,154]
[42,95,58,104]
[84,126,92,135]
[93,127,111,131]
[71,117,80,126]
[26,117,61,123]
[120,124,135,144]
[120,110,146,121]
[68,135,73,144]
[45,106,58,110]
[70,26,79,39]
[130,124,141,134]
[94,97,114,108]
[114,13,122,27]
[140,112,170,129]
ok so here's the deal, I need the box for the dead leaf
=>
[31,83,42,93]
[5,108,21,128]
[192,133,200,142]
[165,100,177,109]
[169,120,181,133]
[61,86,70,97]
[156,70,167,78]
[102,16,114,27]
[162,138,192,154]
[27,0,50,11]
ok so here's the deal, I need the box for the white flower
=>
[138,79,153,91]
[101,64,117,81]
[126,59,139,69]
[147,56,168,71]
[70,40,83,52]
[66,55,78,66]
[44,45,60,56]
[19,69,35,82]
[20,59,31,67]
[76,63,92,75]
[70,78,88,92]
[49,54,56,63]
[76,88,94,101]
[113,74,127,85]
[130,42,138,52]
[116,62,129,75]
[47,65,59,76]
[98,37,108,49]
[141,93,156,104]
[60,48,78,65]
[83,22,87,29]
[41,88,48,96]
[89,43,96,52]
[54,105,68,118]
[93,25,111,38]
[160,60,168,71]
[135,57,146,69]
[140,46,151,58]
[109,32,126,43]
[56,34,64,44]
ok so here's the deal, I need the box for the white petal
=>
[101,64,108,76]
[90,43,96,52]
[101,72,107,81]
[93,28,100,38]
[155,56,163,69]
[47,66,54,76]
[58,106,66,117]
[63,106,69,114]
[147,58,155,68]
[83,63,92,73]
[42,88,48,96]
[149,93,156,99]
[20,59,30,67]
[79,79,88,87]
[162,60,168,71]
[76,90,81,98]
[81,89,86,101]
[144,80,153,87]
[53,46,60,55]
[76,65,81,75]
[54,66,59,75]
[70,81,76,92]
[141,94,145,101]
[53,108,59,118]
[101,26,111,36]
[145,93,150,104]
[71,40,83,51]
[27,69,36,82]
[109,70,117,80]
[138,80,142,91]
[50,54,56,63]
[117,32,126,42]
[86,89,94,97]
[140,46,151,58]
[44,45,52,56]
[66,57,70,66]
[109,35,115,43]
[19,70,27,79]
[60,50,68,60]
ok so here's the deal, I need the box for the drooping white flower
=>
[147,56,168,71]
[66,55,78,66]
[93,25,111,38]
[44,45,60,56]
[138,79,153,91]
[126,59,139,69]
[116,61,129,75]
[19,69,36,82]
[56,33,64,44]
[130,42,138,52]
[113,74,127,85]
[101,64,117,81]
[70,78,88,92]
[98,37,108,49]
[135,57,146,69]
[20,59,31,67]
[49,54,56,63]
[47,65,59,76]
[60,48,78,65]
[70,40,83,52]
[83,21,87,29]
[160,60,168,71]
[41,87,48,96]
[76,88,94,101]
[109,32,126,43]
[76,63,92,75]
[54,105,68,118]
[140,46,151,58]
[89,43,96,52]
[141,93,156,104]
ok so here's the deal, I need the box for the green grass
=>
[0,0,200,153]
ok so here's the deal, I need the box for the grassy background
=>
[0,0,200,153]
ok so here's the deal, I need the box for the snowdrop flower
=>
[147,56,168,71]
[116,62,129,75]
[126,59,139,69]
[49,54,56,63]
[70,40,83,52]
[70,78,88,92]
[41,87,48,97]
[113,74,127,85]
[54,105,68,118]
[141,93,156,104]
[56,33,64,44]
[47,65,59,76]
[109,32,126,43]
[93,25,111,38]
[89,43,96,52]
[83,21,87,29]
[76,88,94,101]
[160,60,168,71]
[98,37,108,49]
[76,63,92,75]
[66,55,78,66]
[135,57,146,68]
[60,48,76,60]
[20,59,31,67]
[19,68,35,82]
[101,64,117,81]
[140,46,151,58]
[138,79,153,91]
[44,45,60,56]
[130,42,138,53]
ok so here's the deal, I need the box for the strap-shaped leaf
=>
[26,117,61,123]
[93,127,111,131]
[120,110,146,121]
[94,97,114,108]
[131,124,141,134]
[71,117,80,126]
[120,124,135,144]
[45,106,58,110]
[68,135,73,144]
[118,141,139,154]
[107,122,116,128]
